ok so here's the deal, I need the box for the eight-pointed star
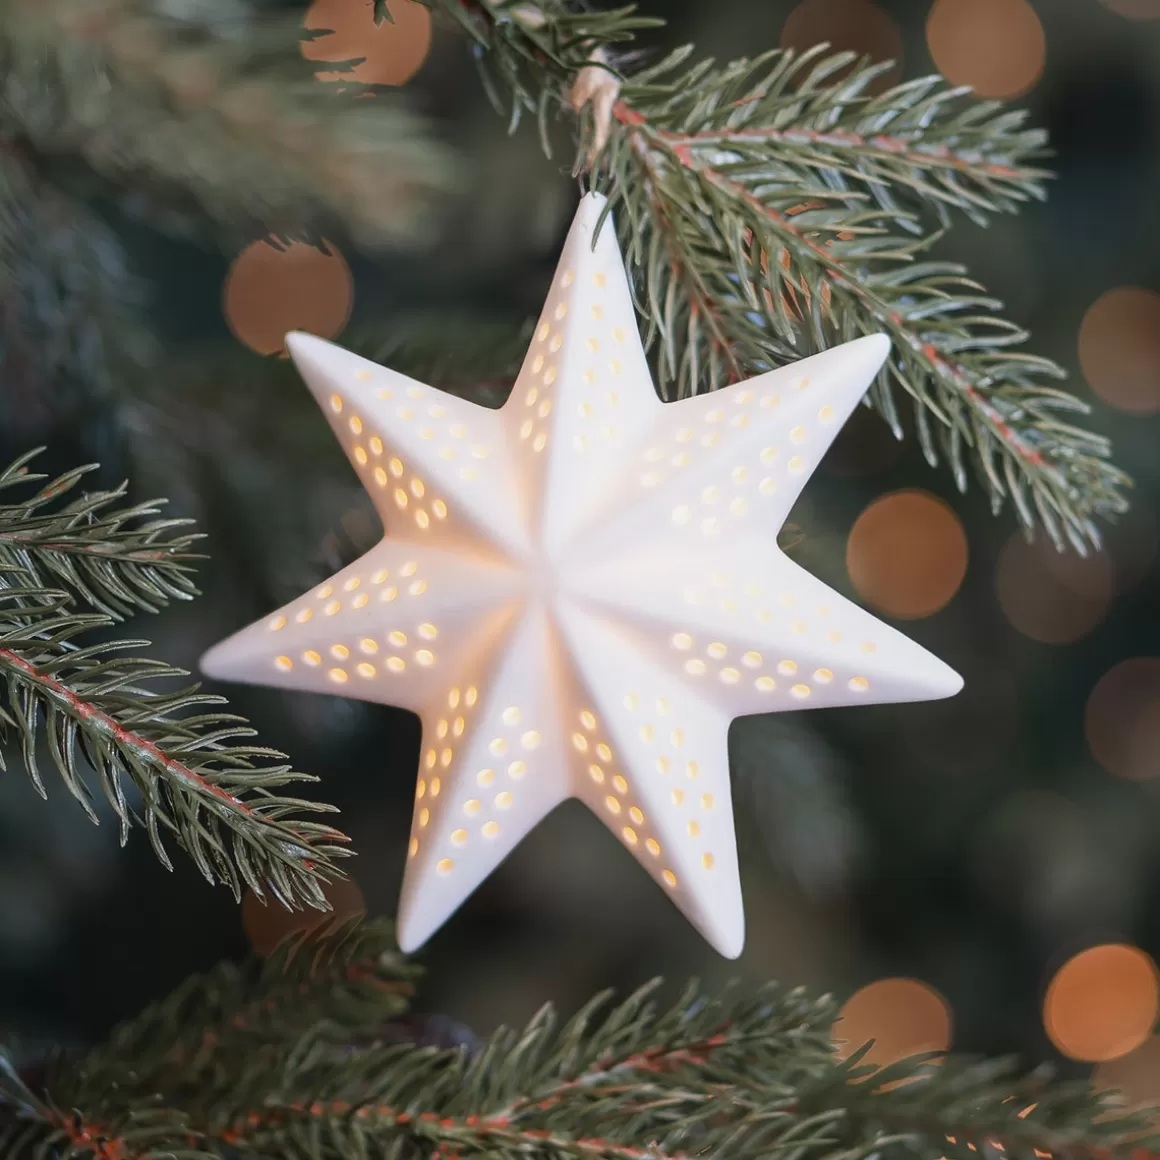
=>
[201,193,962,958]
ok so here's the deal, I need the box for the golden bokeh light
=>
[995,533,1114,644]
[1078,288,1160,415]
[224,239,353,356]
[1094,1037,1160,1112]
[1044,944,1160,1062]
[835,978,952,1066]
[780,0,903,90]
[1084,658,1160,781]
[846,490,968,620]
[926,0,1046,99]
[1098,0,1160,18]
[302,0,432,86]
[242,876,366,958]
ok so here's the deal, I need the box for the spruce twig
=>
[3,920,1153,1160]
[0,594,351,906]
[0,450,200,619]
[0,451,349,906]
[437,0,1128,550]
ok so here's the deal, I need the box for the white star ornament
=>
[201,192,962,959]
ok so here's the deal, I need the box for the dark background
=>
[3,0,1160,1090]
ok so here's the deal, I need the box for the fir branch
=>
[438,3,1128,550]
[211,1000,1158,1160]
[607,53,1128,550]
[4,1103,211,1160]
[453,6,1048,227]
[1,1047,204,1160]
[603,44,1052,229]
[0,450,200,619]
[6,925,1156,1160]
[603,112,1122,551]
[0,586,349,908]
[198,977,844,1160]
[624,64,1051,232]
[1,0,456,247]
[805,1049,1160,1160]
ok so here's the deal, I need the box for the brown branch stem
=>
[657,125,1044,187]
[44,1111,137,1160]
[221,1098,690,1160]
[0,530,192,568]
[219,1033,732,1160]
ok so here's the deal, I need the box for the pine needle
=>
[0,450,201,619]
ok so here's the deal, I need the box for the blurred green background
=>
[3,0,1160,1098]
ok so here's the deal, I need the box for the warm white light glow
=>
[201,193,961,960]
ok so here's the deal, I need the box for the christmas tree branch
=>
[0,458,350,907]
[184,976,845,1160]
[1,0,456,247]
[7,924,1152,1160]
[439,1,1128,550]
[0,450,200,619]
[825,1052,1159,1160]
[6,1104,207,1160]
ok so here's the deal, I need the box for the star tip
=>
[284,329,313,350]
[394,911,432,955]
[394,928,422,955]
[919,657,964,701]
[940,666,966,700]
[698,909,745,959]
[285,329,335,363]
[284,331,312,366]
[712,926,746,960]
[855,331,892,367]
[198,642,233,682]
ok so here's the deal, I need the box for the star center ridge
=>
[198,191,962,962]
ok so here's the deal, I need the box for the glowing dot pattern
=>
[503,204,664,554]
[565,698,718,897]
[202,196,962,961]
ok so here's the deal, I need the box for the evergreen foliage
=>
[0,451,349,909]
[0,0,1126,548]
[0,3,1142,1155]
[2,917,1153,1160]
[447,0,1127,550]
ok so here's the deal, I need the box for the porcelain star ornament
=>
[201,192,962,958]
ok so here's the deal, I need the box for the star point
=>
[201,193,961,958]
